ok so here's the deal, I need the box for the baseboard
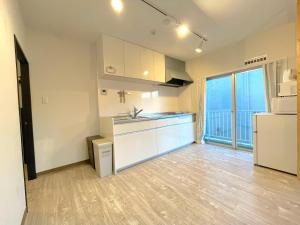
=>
[37,160,89,176]
[254,164,297,176]
[21,208,27,225]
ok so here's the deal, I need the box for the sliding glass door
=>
[235,69,266,149]
[205,75,233,147]
[204,68,266,150]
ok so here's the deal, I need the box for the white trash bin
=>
[92,139,113,177]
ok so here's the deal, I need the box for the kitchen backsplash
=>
[98,79,179,116]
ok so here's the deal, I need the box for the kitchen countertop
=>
[113,112,195,124]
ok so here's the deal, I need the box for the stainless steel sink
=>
[113,112,192,124]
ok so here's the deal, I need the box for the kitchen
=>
[1,0,300,225]
[96,34,197,173]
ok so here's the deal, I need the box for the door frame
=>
[205,65,264,150]
[231,73,237,149]
[14,36,37,209]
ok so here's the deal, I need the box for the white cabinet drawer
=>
[176,115,193,124]
[156,117,179,127]
[156,115,193,127]
[114,120,157,135]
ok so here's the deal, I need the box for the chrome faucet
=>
[132,106,143,119]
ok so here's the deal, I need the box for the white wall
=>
[180,22,296,113]
[0,0,27,224]
[98,79,179,116]
[27,30,99,172]
[27,30,180,173]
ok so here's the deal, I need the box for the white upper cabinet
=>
[124,42,142,79]
[102,35,124,76]
[98,34,165,82]
[154,52,165,82]
[140,48,155,80]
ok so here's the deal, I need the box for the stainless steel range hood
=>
[160,56,193,87]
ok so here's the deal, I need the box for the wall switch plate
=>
[42,96,49,104]
[101,89,107,95]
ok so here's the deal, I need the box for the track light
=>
[195,47,202,53]
[176,24,190,38]
[111,0,208,53]
[111,0,123,13]
[195,39,204,53]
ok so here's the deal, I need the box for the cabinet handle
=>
[102,150,111,154]
[106,66,117,74]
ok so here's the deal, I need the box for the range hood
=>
[160,56,193,87]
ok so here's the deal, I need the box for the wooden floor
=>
[25,144,300,225]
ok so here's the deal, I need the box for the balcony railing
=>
[205,110,263,149]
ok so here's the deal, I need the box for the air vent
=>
[244,55,267,66]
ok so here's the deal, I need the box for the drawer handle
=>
[106,66,117,74]
[102,150,111,154]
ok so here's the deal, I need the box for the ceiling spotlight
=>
[176,24,189,38]
[195,47,202,53]
[195,39,204,53]
[111,0,123,13]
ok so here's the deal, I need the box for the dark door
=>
[15,37,37,180]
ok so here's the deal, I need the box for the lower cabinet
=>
[113,120,195,171]
[156,125,181,154]
[114,129,157,170]
[156,123,195,155]
[180,123,196,146]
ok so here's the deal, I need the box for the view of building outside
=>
[205,68,266,149]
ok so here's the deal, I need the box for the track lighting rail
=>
[139,0,208,42]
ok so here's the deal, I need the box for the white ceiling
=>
[19,0,296,60]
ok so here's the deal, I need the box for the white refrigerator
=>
[253,113,297,174]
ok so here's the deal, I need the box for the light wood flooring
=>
[25,144,300,225]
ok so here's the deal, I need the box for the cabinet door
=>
[102,35,124,76]
[154,52,165,82]
[124,42,142,79]
[180,123,195,146]
[141,48,155,80]
[114,130,157,170]
[156,125,181,155]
